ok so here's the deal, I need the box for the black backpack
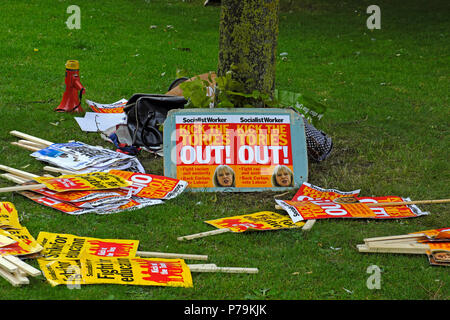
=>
[124,94,186,149]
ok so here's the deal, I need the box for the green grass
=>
[0,0,448,301]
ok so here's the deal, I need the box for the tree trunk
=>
[217,0,280,106]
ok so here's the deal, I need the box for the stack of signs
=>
[0,202,43,258]
[357,228,450,267]
[276,183,429,223]
[37,231,193,287]
[30,141,144,174]
[18,171,187,215]
[86,99,128,113]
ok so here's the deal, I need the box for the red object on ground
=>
[55,60,85,112]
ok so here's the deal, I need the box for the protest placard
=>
[38,257,193,287]
[109,170,188,200]
[205,211,305,233]
[86,98,127,113]
[0,202,21,229]
[33,172,132,192]
[163,108,308,192]
[37,231,140,260]
[0,227,43,257]
[30,141,145,173]
[178,211,306,241]
[277,183,430,223]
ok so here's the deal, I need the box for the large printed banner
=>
[36,232,139,260]
[205,211,305,232]
[38,257,193,288]
[175,114,295,189]
[277,183,429,223]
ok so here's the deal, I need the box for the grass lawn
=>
[0,0,448,304]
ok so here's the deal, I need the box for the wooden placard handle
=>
[0,184,46,193]
[136,251,208,261]
[9,131,53,147]
[177,228,231,241]
[366,199,450,207]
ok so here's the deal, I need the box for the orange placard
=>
[276,199,376,223]
[33,172,131,192]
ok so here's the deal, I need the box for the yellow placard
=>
[33,172,131,192]
[205,211,305,232]
[37,231,139,260]
[38,257,193,288]
[0,227,43,257]
[0,202,21,229]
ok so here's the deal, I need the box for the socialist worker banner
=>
[174,114,295,189]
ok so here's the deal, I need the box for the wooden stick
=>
[187,266,259,274]
[365,199,450,207]
[11,142,41,152]
[0,184,46,193]
[9,131,53,147]
[187,264,217,268]
[0,165,39,180]
[18,140,48,149]
[1,173,29,184]
[0,256,19,273]
[43,166,77,175]
[177,228,231,241]
[364,233,426,243]
[357,244,427,255]
[302,219,316,231]
[0,265,25,286]
[136,251,208,261]
[3,255,41,277]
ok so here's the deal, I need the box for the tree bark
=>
[217,0,280,105]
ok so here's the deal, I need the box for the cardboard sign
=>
[205,211,305,232]
[37,232,139,260]
[358,196,429,219]
[109,170,188,200]
[0,227,43,257]
[279,183,430,222]
[32,187,129,204]
[31,141,144,173]
[164,108,308,192]
[0,202,21,229]
[291,182,360,201]
[277,199,376,223]
[86,98,127,113]
[38,257,193,287]
[33,172,132,192]
[19,190,163,215]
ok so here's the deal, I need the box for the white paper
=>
[75,112,127,132]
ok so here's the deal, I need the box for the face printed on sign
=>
[272,165,294,187]
[213,165,235,187]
